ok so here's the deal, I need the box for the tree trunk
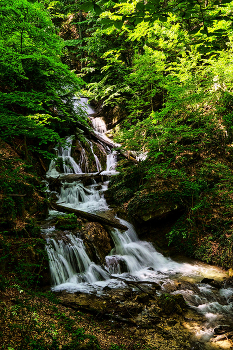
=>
[51,202,128,231]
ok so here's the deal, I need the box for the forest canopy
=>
[0,0,86,157]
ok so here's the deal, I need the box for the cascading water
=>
[47,136,82,177]
[91,117,107,134]
[44,99,233,347]
[87,140,102,172]
[73,97,95,115]
[57,181,108,213]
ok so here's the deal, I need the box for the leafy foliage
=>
[0,0,87,154]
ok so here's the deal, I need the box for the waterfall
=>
[47,136,82,177]
[91,117,107,134]
[45,97,233,344]
[106,151,117,172]
[78,147,89,173]
[57,181,108,213]
[87,140,102,172]
[73,97,95,115]
[46,234,109,288]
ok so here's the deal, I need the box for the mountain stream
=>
[43,98,233,349]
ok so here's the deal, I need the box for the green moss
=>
[55,214,79,230]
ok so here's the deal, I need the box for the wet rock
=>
[103,285,111,291]
[214,325,232,335]
[158,293,187,315]
[83,222,112,264]
[117,302,143,318]
[147,267,155,271]
[134,293,152,304]
[162,280,199,294]
[223,276,233,288]
[162,281,181,293]
[178,281,200,294]
[190,341,204,350]
[105,255,128,273]
[201,278,222,289]
[130,197,180,223]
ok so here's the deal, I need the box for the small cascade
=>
[47,136,82,177]
[77,145,89,173]
[87,140,102,172]
[106,151,117,173]
[46,234,109,290]
[73,97,95,115]
[91,117,107,134]
[57,182,108,213]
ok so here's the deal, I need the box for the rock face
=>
[127,190,182,224]
[83,222,113,264]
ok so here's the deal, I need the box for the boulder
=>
[201,278,222,289]
[158,293,187,315]
[214,325,232,335]
[127,190,182,224]
[83,222,113,265]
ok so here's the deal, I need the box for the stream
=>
[43,98,233,349]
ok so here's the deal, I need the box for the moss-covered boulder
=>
[158,293,187,315]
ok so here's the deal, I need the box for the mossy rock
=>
[158,293,187,315]
[55,214,78,230]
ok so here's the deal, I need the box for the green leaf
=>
[135,16,144,24]
[145,3,157,11]
[200,25,208,35]
[81,2,94,12]
[114,20,123,30]
[136,2,145,12]
[94,4,102,15]
[159,16,167,22]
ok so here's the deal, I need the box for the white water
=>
[45,99,233,346]
[106,151,118,173]
[57,182,108,213]
[87,140,102,172]
[91,117,107,134]
[47,136,82,177]
[73,97,95,115]
[79,149,88,173]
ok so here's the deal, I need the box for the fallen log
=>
[90,130,116,149]
[90,131,138,164]
[118,149,138,164]
[51,202,128,231]
[112,276,161,292]
[47,173,110,183]
[76,120,138,163]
